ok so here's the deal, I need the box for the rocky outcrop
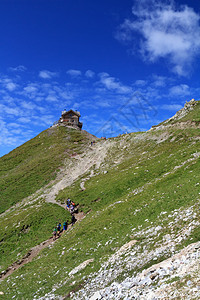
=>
[71,202,200,300]
[88,241,200,300]
[150,99,199,131]
[166,99,198,122]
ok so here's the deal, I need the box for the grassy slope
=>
[0,201,71,273]
[0,103,199,299]
[177,100,200,122]
[0,126,91,213]
[0,126,92,278]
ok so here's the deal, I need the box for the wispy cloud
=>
[17,117,31,124]
[134,80,147,86]
[39,70,58,79]
[66,69,82,78]
[170,84,190,96]
[85,70,95,78]
[98,72,132,94]
[5,81,17,92]
[9,65,27,72]
[0,103,22,116]
[116,0,200,76]
[23,83,39,94]
[151,75,167,87]
[0,78,18,91]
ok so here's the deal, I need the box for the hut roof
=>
[61,109,80,117]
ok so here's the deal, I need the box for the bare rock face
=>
[149,99,199,131]
[69,259,94,276]
[165,98,198,123]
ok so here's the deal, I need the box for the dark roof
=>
[62,109,80,117]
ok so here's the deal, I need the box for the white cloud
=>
[17,117,31,124]
[35,96,44,102]
[134,80,147,86]
[7,122,21,128]
[5,82,17,91]
[39,70,58,79]
[78,100,99,109]
[24,84,38,94]
[0,120,20,147]
[117,0,200,76]
[9,65,27,72]
[0,78,18,91]
[11,129,23,134]
[98,72,132,94]
[0,104,22,116]
[66,69,82,77]
[170,84,190,96]
[97,100,111,108]
[31,115,55,126]
[54,86,74,100]
[151,75,167,87]
[85,70,95,78]
[46,94,58,102]
[20,101,36,110]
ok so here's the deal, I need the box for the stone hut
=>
[59,109,83,130]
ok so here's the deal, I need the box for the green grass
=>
[0,201,71,273]
[0,127,91,213]
[180,101,200,122]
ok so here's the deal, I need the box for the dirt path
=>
[0,211,86,281]
[43,140,112,207]
[0,140,113,218]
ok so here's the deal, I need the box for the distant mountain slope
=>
[0,100,199,299]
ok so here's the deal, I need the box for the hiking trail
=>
[43,140,112,207]
[0,141,112,281]
[0,211,86,281]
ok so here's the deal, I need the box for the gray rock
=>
[89,291,102,300]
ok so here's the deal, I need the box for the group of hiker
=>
[52,198,77,240]
[65,198,77,213]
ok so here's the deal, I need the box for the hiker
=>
[91,141,93,146]
[57,223,61,237]
[69,204,74,214]
[63,221,68,232]
[66,198,71,210]
[71,214,76,226]
[69,201,76,214]
[52,227,57,241]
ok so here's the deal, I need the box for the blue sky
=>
[0,0,200,157]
